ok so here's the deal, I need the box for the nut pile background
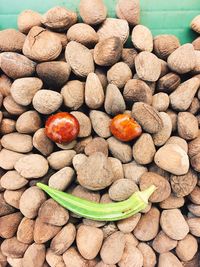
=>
[0,0,200,266]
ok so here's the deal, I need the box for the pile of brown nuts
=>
[0,0,200,266]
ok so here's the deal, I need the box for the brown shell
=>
[97,18,129,44]
[41,6,77,31]
[18,10,42,33]
[65,41,94,77]
[116,0,140,26]
[157,72,181,93]
[79,0,107,25]
[132,25,153,52]
[135,52,161,82]
[191,15,200,34]
[123,79,152,104]
[167,44,196,74]
[0,29,26,53]
[67,23,98,48]
[23,26,62,62]
[153,34,180,59]
[170,169,198,197]
[140,172,171,202]
[94,37,123,66]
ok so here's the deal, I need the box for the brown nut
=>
[67,23,98,48]
[65,41,94,77]
[157,72,181,93]
[139,172,171,202]
[167,43,196,74]
[177,112,199,140]
[135,51,161,82]
[116,0,140,26]
[0,52,36,79]
[79,0,107,25]
[18,10,42,33]
[123,79,152,104]
[121,48,138,69]
[0,74,12,97]
[0,29,25,52]
[41,6,77,31]
[94,37,123,66]
[132,25,153,52]
[23,26,62,61]
[191,15,200,33]
[153,34,180,59]
[97,18,129,44]
[170,169,198,197]
[36,61,71,88]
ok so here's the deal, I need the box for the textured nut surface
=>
[187,217,200,237]
[71,111,92,138]
[191,14,200,33]
[48,150,76,170]
[1,237,28,258]
[94,37,123,66]
[132,25,153,52]
[17,217,35,244]
[18,10,42,33]
[104,84,126,116]
[77,152,114,190]
[166,136,188,153]
[22,243,45,267]
[67,23,98,47]
[50,223,76,255]
[117,213,141,234]
[97,18,129,44]
[152,93,169,111]
[0,149,24,170]
[176,234,198,262]
[153,34,180,59]
[65,41,94,77]
[11,77,43,106]
[0,74,12,97]
[16,110,41,134]
[177,112,198,140]
[133,133,156,165]
[153,112,172,146]
[123,161,147,184]
[107,62,132,89]
[154,144,189,175]
[158,252,183,267]
[77,225,103,260]
[85,137,108,156]
[157,72,181,93]
[137,242,156,267]
[61,80,84,110]
[0,29,25,52]
[90,110,111,138]
[46,248,66,267]
[79,0,107,25]
[100,231,125,265]
[0,212,23,239]
[123,79,152,104]
[140,172,171,202]
[38,199,69,226]
[133,207,160,241]
[1,132,33,153]
[42,6,77,31]
[167,44,196,74]
[107,137,132,163]
[48,167,74,191]
[132,102,163,134]
[23,26,62,61]
[152,230,177,253]
[160,209,189,240]
[108,179,138,201]
[0,52,36,79]
[135,52,161,82]
[0,170,28,190]
[116,0,140,26]
[85,73,104,109]
[159,194,185,209]
[33,128,54,156]
[63,247,87,267]
[36,61,71,88]
[3,95,27,115]
[19,186,47,218]
[15,154,49,179]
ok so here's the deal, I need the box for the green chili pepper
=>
[36,183,156,221]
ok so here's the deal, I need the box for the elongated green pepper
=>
[37,183,156,221]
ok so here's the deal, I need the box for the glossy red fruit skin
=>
[45,112,80,144]
[110,114,142,142]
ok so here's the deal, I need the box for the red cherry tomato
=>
[45,112,80,144]
[110,114,142,142]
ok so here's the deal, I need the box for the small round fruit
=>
[110,114,142,141]
[45,112,80,144]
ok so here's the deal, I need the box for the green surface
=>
[0,0,200,44]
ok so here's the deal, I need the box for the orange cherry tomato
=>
[110,114,142,142]
[45,112,80,144]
